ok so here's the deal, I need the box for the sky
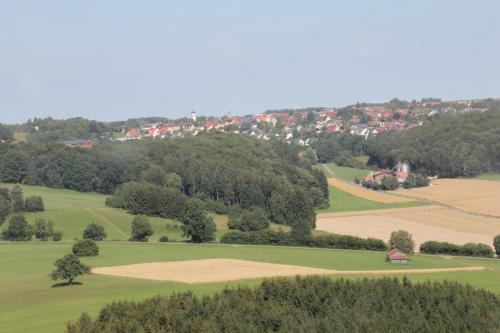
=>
[1,1,499,124]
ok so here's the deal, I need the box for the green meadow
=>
[0,184,229,242]
[1,242,499,333]
[320,162,370,182]
[318,185,426,213]
[474,173,500,182]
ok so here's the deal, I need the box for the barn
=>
[386,248,409,264]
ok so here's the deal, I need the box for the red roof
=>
[387,248,408,260]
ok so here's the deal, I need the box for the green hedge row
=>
[220,230,387,251]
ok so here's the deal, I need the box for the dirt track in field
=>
[92,259,487,283]
[327,178,414,203]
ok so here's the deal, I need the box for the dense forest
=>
[314,110,500,177]
[68,276,500,333]
[0,134,328,225]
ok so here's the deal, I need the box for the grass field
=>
[473,173,500,182]
[318,185,426,213]
[1,242,499,333]
[0,184,230,242]
[320,162,371,182]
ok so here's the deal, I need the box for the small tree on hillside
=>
[181,198,216,243]
[130,216,154,242]
[51,254,90,285]
[24,196,45,212]
[231,207,270,232]
[83,223,107,241]
[389,230,415,254]
[11,185,24,213]
[1,215,33,241]
[493,235,500,257]
[34,217,54,241]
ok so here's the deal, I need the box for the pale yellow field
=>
[317,205,500,250]
[327,178,414,203]
[92,259,487,283]
[399,178,500,216]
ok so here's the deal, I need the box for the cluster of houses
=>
[363,162,410,184]
[82,98,492,146]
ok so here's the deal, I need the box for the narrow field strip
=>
[92,258,488,283]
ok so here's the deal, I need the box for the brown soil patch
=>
[328,178,414,203]
[398,179,500,216]
[92,259,487,283]
[317,205,500,250]
[92,259,334,283]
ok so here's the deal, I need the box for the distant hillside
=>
[364,109,500,177]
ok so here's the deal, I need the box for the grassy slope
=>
[322,162,371,182]
[1,242,498,333]
[318,185,427,213]
[0,184,233,242]
[474,173,500,181]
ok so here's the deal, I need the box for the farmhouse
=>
[363,162,409,184]
[387,248,409,264]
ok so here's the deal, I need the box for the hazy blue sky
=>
[1,1,499,123]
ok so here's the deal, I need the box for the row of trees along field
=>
[67,276,500,333]
[0,134,328,227]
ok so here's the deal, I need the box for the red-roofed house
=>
[126,129,138,138]
[387,248,409,264]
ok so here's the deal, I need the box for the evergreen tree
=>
[10,185,24,213]
[181,198,216,243]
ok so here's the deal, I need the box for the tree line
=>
[67,276,500,333]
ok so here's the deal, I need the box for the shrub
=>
[52,231,63,241]
[381,177,399,191]
[1,215,32,241]
[24,196,45,212]
[72,239,99,257]
[230,207,270,232]
[420,241,493,258]
[206,200,229,214]
[159,236,169,242]
[34,217,54,241]
[403,174,430,189]
[83,223,107,241]
[130,216,154,242]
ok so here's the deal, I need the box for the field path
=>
[85,208,129,238]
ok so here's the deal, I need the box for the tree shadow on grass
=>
[52,281,83,288]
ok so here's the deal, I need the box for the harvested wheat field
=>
[327,178,413,203]
[92,258,487,283]
[399,179,500,216]
[317,205,500,250]
[93,259,335,283]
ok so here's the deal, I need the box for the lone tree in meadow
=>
[181,198,216,243]
[389,230,415,255]
[24,196,45,212]
[50,254,90,285]
[73,239,100,257]
[130,216,154,242]
[10,185,24,213]
[83,223,107,241]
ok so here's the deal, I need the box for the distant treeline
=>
[68,276,500,333]
[420,241,494,257]
[364,110,500,177]
[0,134,328,224]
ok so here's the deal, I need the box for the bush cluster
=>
[68,276,500,333]
[220,230,387,251]
[420,241,494,258]
[72,239,99,257]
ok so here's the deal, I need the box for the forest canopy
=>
[68,276,500,333]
